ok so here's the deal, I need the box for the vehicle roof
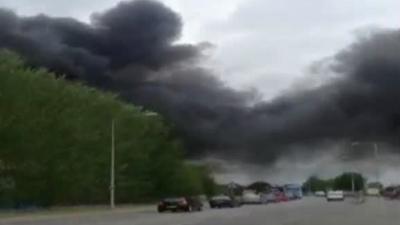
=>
[163,197,185,201]
[211,195,230,200]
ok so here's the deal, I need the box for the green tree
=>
[0,50,216,207]
[247,181,271,194]
[332,172,366,191]
[303,176,333,192]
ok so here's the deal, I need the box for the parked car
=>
[382,186,400,199]
[326,190,345,201]
[209,195,238,208]
[366,188,380,196]
[158,197,203,212]
[261,191,288,203]
[275,192,289,202]
[315,191,326,197]
[242,191,262,204]
[261,192,276,203]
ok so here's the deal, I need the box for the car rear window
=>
[164,198,183,202]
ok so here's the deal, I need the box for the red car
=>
[383,187,400,199]
[274,192,289,202]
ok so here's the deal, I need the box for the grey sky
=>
[2,0,400,184]
[1,0,399,99]
[210,148,400,186]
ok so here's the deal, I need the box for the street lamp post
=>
[350,141,380,198]
[373,143,379,183]
[109,111,158,209]
[350,142,359,195]
[110,119,115,209]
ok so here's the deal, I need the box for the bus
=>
[284,184,303,200]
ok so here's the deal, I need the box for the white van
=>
[326,190,344,201]
[242,190,261,204]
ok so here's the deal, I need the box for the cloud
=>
[2,1,400,168]
[199,0,400,97]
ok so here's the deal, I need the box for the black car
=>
[158,197,203,212]
[209,195,238,208]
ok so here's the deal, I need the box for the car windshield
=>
[1,0,400,225]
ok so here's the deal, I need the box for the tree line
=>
[303,172,366,193]
[0,51,216,208]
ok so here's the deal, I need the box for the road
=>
[2,197,400,225]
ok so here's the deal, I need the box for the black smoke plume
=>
[1,0,400,163]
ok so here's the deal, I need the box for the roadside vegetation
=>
[303,172,367,192]
[0,51,216,208]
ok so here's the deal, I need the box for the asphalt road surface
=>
[2,197,400,225]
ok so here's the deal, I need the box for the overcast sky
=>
[2,0,400,183]
[1,0,400,99]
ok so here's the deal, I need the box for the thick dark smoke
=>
[1,0,400,164]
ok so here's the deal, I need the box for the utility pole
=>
[374,143,380,190]
[110,119,115,209]
[374,143,379,179]
[350,141,380,199]
[350,142,358,195]
[108,112,157,209]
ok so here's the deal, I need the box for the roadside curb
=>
[0,205,154,223]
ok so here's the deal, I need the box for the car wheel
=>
[186,206,192,212]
